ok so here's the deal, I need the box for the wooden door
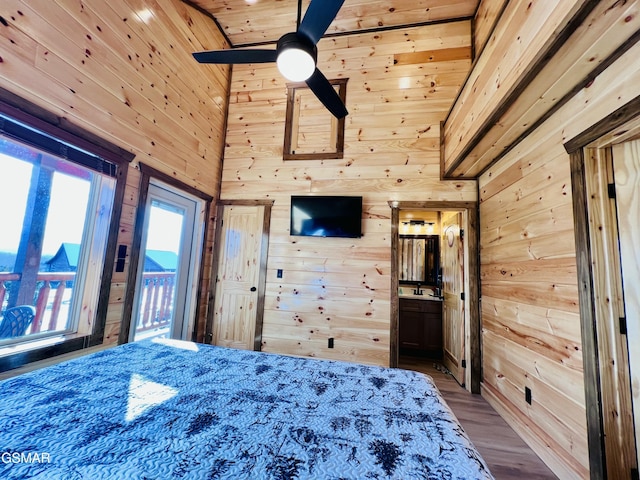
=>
[612,140,640,471]
[212,204,266,350]
[441,211,465,385]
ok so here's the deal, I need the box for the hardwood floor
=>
[399,355,558,480]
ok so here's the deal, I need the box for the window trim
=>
[283,78,347,160]
[0,87,134,372]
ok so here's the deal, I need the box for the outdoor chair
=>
[0,305,36,339]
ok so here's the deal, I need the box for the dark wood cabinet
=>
[399,298,442,358]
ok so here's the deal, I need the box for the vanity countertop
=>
[398,287,443,301]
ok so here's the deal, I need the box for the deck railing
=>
[135,272,175,333]
[0,272,75,334]
[0,271,175,338]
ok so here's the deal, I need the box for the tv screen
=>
[290,195,363,238]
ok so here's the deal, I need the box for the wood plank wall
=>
[472,0,506,57]
[444,0,640,179]
[476,29,640,480]
[443,0,585,176]
[220,21,475,366]
[0,0,229,344]
[479,140,587,478]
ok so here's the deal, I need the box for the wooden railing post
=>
[0,280,6,309]
[160,275,173,321]
[33,280,50,333]
[150,278,161,323]
[142,278,153,330]
[50,281,66,331]
[130,272,176,335]
[0,281,7,310]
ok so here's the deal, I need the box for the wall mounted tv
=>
[290,195,363,238]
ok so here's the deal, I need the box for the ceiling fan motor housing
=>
[192,0,348,117]
[276,32,318,81]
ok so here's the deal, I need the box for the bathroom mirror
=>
[399,235,439,285]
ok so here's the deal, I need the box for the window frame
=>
[283,78,347,160]
[0,153,116,345]
[0,88,133,372]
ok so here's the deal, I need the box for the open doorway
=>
[566,104,640,478]
[390,201,481,393]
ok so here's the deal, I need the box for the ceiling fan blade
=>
[192,49,277,64]
[305,68,348,119]
[298,0,345,45]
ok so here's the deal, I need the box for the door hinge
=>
[608,183,616,199]
[620,317,627,335]
[461,359,466,368]
[460,228,464,241]
[460,292,465,301]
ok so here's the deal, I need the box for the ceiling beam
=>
[180,0,233,48]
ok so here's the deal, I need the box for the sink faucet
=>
[413,283,423,295]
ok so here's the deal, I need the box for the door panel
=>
[213,205,265,350]
[130,183,203,342]
[612,140,640,470]
[442,211,465,385]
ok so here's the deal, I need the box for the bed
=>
[0,338,494,479]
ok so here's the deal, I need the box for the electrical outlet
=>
[328,338,334,348]
[116,244,127,272]
[525,386,532,405]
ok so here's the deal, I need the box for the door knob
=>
[250,286,257,292]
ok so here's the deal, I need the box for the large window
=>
[0,105,129,364]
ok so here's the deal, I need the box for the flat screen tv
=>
[290,195,362,238]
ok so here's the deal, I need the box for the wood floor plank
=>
[399,355,558,479]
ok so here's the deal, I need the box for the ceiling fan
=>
[192,0,348,119]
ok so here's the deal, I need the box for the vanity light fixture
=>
[401,220,435,235]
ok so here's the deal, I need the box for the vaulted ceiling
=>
[186,0,480,47]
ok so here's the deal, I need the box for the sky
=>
[1,151,183,258]
[0,153,88,255]
[146,203,183,253]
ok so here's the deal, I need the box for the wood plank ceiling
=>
[185,0,480,47]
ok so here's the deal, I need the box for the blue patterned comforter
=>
[0,339,493,479]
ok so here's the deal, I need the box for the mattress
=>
[0,338,493,479]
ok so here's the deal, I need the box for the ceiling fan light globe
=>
[277,48,315,82]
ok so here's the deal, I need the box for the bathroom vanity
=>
[398,290,443,359]
[398,233,443,358]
